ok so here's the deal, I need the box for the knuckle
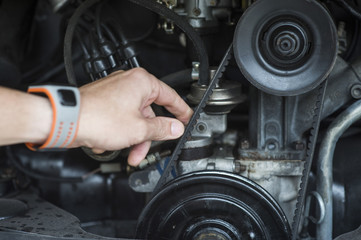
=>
[129,68,149,80]
[132,121,148,144]
[154,118,170,140]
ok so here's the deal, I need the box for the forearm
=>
[0,87,52,146]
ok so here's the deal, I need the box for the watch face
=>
[57,89,77,107]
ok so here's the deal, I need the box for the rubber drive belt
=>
[152,44,233,195]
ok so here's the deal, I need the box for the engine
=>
[1,0,361,239]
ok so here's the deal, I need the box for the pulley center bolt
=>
[274,33,298,56]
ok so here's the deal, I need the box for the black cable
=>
[95,1,105,42]
[76,30,91,59]
[338,0,361,20]
[64,0,102,86]
[160,69,193,88]
[64,0,209,86]
[32,52,83,84]
[89,30,101,58]
[125,0,209,85]
[6,147,84,183]
[126,19,156,42]
[101,24,121,47]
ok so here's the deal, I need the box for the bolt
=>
[240,140,250,149]
[275,33,298,56]
[193,8,201,16]
[209,0,217,6]
[293,141,305,151]
[192,62,200,71]
[160,150,172,158]
[351,84,361,99]
[196,122,207,133]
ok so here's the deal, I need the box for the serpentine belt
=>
[152,44,234,195]
[291,80,328,239]
[152,43,329,240]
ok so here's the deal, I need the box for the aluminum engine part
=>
[179,145,236,174]
[129,115,230,193]
[237,159,304,223]
[182,0,233,30]
[187,79,245,114]
[130,142,303,227]
[190,112,227,138]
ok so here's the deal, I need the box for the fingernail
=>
[171,121,184,137]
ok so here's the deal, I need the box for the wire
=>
[64,0,209,86]
[126,0,210,85]
[160,69,193,88]
[76,30,91,59]
[95,1,105,42]
[101,24,121,47]
[64,0,103,86]
[6,147,98,183]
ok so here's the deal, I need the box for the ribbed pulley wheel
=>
[233,0,337,96]
[136,171,291,240]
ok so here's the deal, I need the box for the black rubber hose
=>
[160,69,193,88]
[338,0,361,20]
[64,0,209,86]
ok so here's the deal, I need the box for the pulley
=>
[136,171,291,240]
[233,0,337,96]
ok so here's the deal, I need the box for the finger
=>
[141,105,156,118]
[121,68,192,123]
[140,73,192,124]
[92,148,106,154]
[143,117,184,142]
[128,141,151,166]
[154,81,193,124]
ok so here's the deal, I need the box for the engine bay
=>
[1,0,361,239]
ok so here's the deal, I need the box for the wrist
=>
[22,93,52,144]
[25,85,81,150]
[71,88,91,148]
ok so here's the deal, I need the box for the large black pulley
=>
[136,171,291,240]
[233,0,337,96]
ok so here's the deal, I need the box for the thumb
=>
[145,117,184,141]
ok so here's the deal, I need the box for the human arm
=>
[0,68,193,166]
[0,87,52,146]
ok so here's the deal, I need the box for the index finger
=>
[150,75,193,124]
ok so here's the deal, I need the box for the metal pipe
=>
[317,99,361,239]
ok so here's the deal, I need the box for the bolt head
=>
[193,8,201,16]
[351,84,361,99]
[240,140,250,149]
[293,141,305,151]
[275,33,298,56]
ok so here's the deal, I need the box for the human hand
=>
[73,68,193,166]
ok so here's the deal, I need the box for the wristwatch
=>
[26,85,81,150]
